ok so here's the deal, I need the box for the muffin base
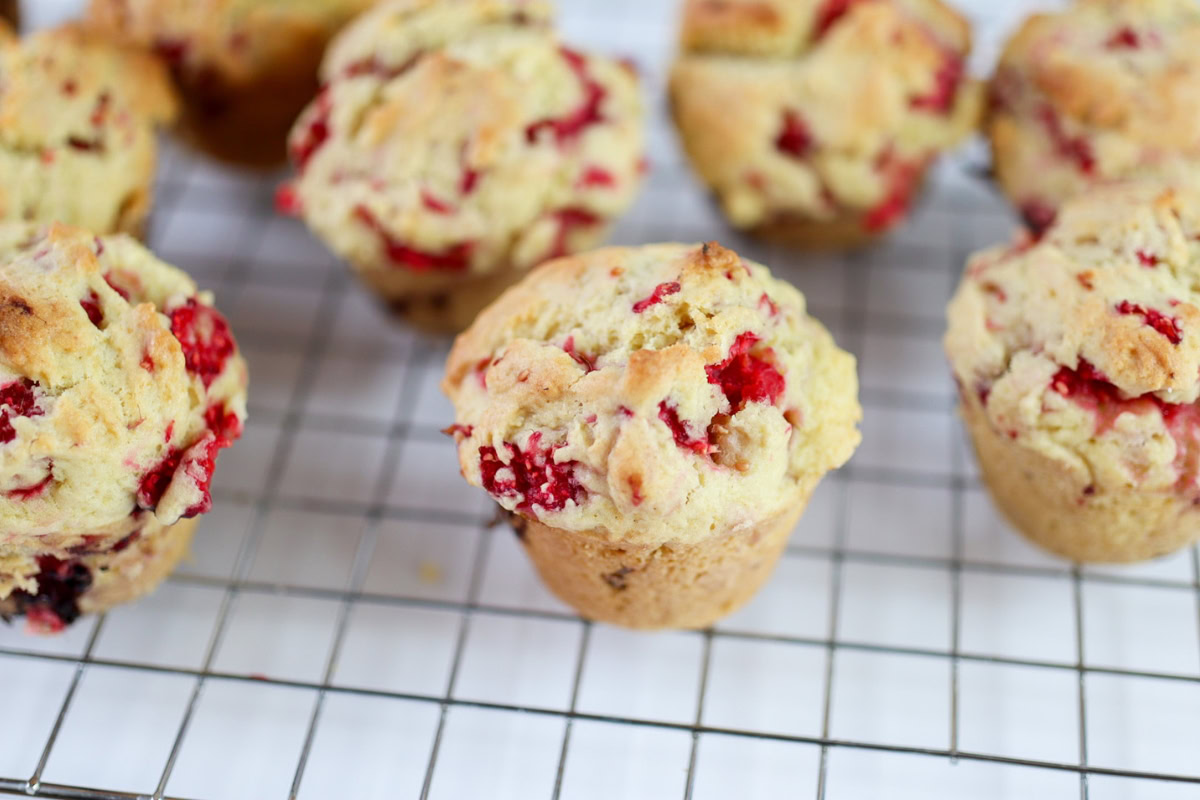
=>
[505,500,806,630]
[963,402,1200,563]
[370,266,529,335]
[0,517,196,633]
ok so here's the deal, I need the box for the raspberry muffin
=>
[0,23,176,235]
[0,2,17,29]
[443,242,860,628]
[669,0,981,247]
[988,0,1200,236]
[946,182,1200,562]
[87,0,378,167]
[0,223,248,632]
[280,0,645,333]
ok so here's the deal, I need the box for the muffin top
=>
[0,223,248,541]
[282,0,644,281]
[988,0,1200,223]
[669,0,980,231]
[946,182,1200,495]
[443,242,861,545]
[87,0,379,80]
[0,23,176,233]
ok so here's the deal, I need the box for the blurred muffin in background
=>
[0,1,17,30]
[987,0,1200,237]
[87,0,379,167]
[280,0,645,333]
[0,223,248,632]
[669,0,981,248]
[0,22,176,235]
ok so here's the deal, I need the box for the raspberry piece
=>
[103,271,130,300]
[632,281,681,313]
[153,38,190,68]
[353,205,474,271]
[813,0,867,39]
[7,466,53,500]
[910,52,963,113]
[774,110,812,159]
[16,556,92,633]
[89,92,110,127]
[1038,106,1095,175]
[1115,300,1182,344]
[1020,200,1057,239]
[421,190,454,215]
[1106,26,1141,49]
[706,332,786,412]
[168,298,237,388]
[274,184,303,216]
[658,401,709,454]
[478,432,586,513]
[578,166,616,188]
[759,293,780,316]
[525,47,607,145]
[205,403,243,446]
[1136,250,1158,268]
[563,336,597,372]
[80,290,103,327]
[137,433,227,518]
[547,207,602,260]
[289,90,330,171]
[460,166,480,195]
[0,378,43,444]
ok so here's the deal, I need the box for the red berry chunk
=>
[1105,26,1141,49]
[563,336,597,372]
[16,555,92,632]
[353,205,474,271]
[1019,200,1057,239]
[168,298,237,388]
[1115,300,1182,344]
[546,207,602,260]
[0,378,43,444]
[274,183,303,216]
[1136,250,1158,268]
[813,0,866,39]
[204,403,243,446]
[421,190,454,215]
[706,332,785,412]
[80,290,103,327]
[103,271,130,300]
[525,47,607,145]
[1038,106,1095,175]
[479,431,586,512]
[578,166,616,188]
[632,281,681,313]
[7,468,53,500]
[658,401,709,454]
[774,110,812,159]
[290,90,331,171]
[910,52,963,113]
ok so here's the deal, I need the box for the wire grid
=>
[2,1,1200,798]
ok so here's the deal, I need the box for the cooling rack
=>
[2,0,1198,798]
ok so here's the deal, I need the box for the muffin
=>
[0,23,176,235]
[0,223,248,632]
[280,0,645,333]
[87,0,378,167]
[988,0,1200,236]
[669,0,981,247]
[442,242,860,628]
[0,2,17,30]
[946,182,1200,563]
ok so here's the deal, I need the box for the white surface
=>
[2,0,1199,799]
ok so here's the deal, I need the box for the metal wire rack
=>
[2,0,1199,798]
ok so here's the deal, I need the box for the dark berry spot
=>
[7,464,53,500]
[706,332,786,413]
[353,205,474,271]
[525,47,607,145]
[1020,200,1057,239]
[80,290,103,327]
[631,281,681,313]
[910,51,963,114]
[0,378,43,444]
[289,90,330,171]
[1136,250,1158,268]
[774,110,812,159]
[1038,106,1095,175]
[11,556,92,632]
[1105,26,1141,49]
[862,152,920,233]
[577,166,616,188]
[103,271,130,300]
[204,404,243,446]
[759,293,780,316]
[421,190,454,215]
[813,0,866,39]
[274,184,303,216]
[478,432,586,513]
[603,566,633,590]
[563,336,597,372]
[658,401,710,454]
[168,298,237,388]
[1115,300,1182,344]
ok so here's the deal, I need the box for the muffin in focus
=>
[0,223,248,632]
[669,0,980,247]
[87,0,378,167]
[946,182,1200,562]
[0,22,176,235]
[987,0,1200,236]
[281,0,645,333]
[443,242,860,628]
